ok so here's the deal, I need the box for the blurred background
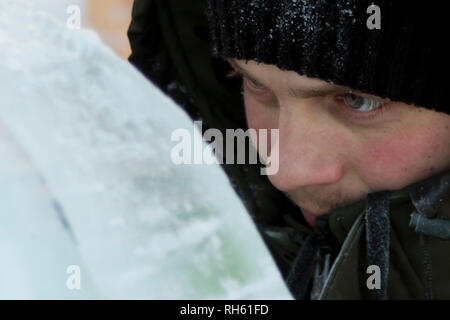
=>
[39,0,134,59]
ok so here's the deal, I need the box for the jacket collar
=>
[326,169,450,243]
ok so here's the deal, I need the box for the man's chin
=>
[291,191,370,227]
[299,207,330,227]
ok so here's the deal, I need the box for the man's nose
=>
[268,101,345,192]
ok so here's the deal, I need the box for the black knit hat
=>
[207,0,448,114]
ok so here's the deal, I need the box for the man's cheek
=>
[358,130,440,190]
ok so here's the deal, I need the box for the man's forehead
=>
[229,59,388,101]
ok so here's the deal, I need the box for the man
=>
[128,0,450,299]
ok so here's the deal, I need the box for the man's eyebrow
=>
[287,85,350,99]
[228,60,351,99]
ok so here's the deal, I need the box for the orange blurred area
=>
[40,0,134,59]
[87,0,134,59]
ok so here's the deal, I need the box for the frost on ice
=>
[0,0,292,299]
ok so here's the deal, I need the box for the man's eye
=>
[343,93,382,112]
[246,77,266,90]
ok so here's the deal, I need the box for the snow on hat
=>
[206,0,448,114]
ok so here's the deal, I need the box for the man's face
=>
[231,59,450,226]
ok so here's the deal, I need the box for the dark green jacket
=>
[128,0,450,299]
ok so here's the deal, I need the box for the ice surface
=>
[0,0,292,299]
